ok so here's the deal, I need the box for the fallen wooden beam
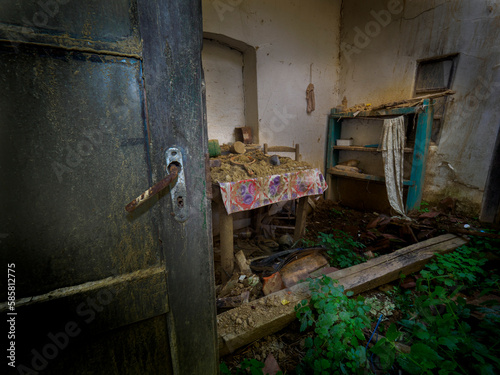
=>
[440,226,500,240]
[217,234,467,355]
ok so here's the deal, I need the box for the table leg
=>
[294,197,308,241]
[219,202,234,281]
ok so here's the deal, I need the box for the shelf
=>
[329,106,420,118]
[333,145,414,153]
[327,168,415,186]
[327,98,434,211]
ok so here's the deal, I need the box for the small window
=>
[415,55,458,95]
[414,55,458,144]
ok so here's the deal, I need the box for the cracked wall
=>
[339,0,500,214]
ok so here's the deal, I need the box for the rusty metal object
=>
[125,164,178,212]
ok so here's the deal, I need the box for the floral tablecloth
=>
[219,168,328,214]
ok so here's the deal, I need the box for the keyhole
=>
[177,196,184,208]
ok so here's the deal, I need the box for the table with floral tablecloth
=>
[218,168,328,215]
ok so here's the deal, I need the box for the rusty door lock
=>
[165,147,187,222]
[125,148,187,222]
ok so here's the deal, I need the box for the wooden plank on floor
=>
[217,234,467,355]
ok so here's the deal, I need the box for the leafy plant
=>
[417,200,430,213]
[331,208,343,215]
[369,323,402,371]
[376,270,500,374]
[300,238,317,248]
[389,279,415,320]
[317,230,365,268]
[295,276,372,374]
[421,241,487,289]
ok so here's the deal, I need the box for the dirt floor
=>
[217,198,500,374]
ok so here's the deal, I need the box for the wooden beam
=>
[293,197,308,241]
[333,145,414,153]
[220,202,234,280]
[328,168,415,186]
[217,234,467,355]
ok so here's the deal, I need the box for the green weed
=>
[295,276,372,374]
[317,230,365,268]
[417,201,430,213]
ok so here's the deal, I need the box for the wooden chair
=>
[260,143,308,240]
[263,143,300,161]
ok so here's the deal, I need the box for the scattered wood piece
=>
[262,272,285,296]
[417,229,437,241]
[217,234,467,355]
[235,127,252,144]
[235,250,251,274]
[231,141,246,154]
[400,224,419,244]
[441,227,500,240]
[366,238,391,253]
[280,253,328,288]
[419,211,441,219]
[367,214,392,229]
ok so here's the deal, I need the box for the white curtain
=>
[379,116,408,218]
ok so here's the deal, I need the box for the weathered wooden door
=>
[0,1,217,374]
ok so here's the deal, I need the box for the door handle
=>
[125,148,187,222]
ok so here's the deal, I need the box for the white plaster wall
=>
[203,40,245,144]
[202,0,342,169]
[339,0,500,213]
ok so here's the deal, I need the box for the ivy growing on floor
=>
[374,234,500,374]
[295,276,371,374]
[316,230,365,268]
[293,235,500,374]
